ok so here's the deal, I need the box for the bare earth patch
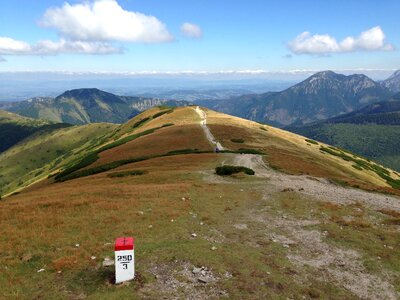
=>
[139,261,228,299]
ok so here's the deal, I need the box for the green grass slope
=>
[290,123,400,171]
[0,110,70,153]
[0,122,117,197]
[288,99,400,171]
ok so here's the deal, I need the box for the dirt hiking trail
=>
[194,106,400,299]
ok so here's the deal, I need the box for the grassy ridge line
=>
[56,148,268,182]
[54,123,174,181]
[55,149,213,182]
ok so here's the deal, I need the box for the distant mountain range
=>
[0,88,189,125]
[287,93,400,171]
[2,70,399,129]
[197,70,398,127]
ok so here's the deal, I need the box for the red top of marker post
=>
[115,237,134,251]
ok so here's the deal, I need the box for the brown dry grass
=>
[92,125,212,167]
[208,123,400,195]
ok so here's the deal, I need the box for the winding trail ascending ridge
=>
[194,106,224,150]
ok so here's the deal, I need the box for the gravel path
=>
[232,153,400,212]
[194,106,224,150]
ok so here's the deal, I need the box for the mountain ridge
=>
[197,70,393,127]
[382,69,400,92]
[2,88,189,124]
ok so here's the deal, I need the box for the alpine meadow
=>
[0,1,400,299]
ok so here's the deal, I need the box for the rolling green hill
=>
[5,88,189,124]
[0,122,117,196]
[0,110,71,153]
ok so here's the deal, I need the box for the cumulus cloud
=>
[0,37,31,55]
[0,37,121,55]
[180,22,203,39]
[0,0,177,56]
[40,0,174,43]
[288,26,394,55]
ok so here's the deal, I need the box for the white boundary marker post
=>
[115,237,135,284]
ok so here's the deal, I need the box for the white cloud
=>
[0,37,31,55]
[0,56,6,62]
[40,0,174,43]
[33,39,121,55]
[288,26,394,55]
[180,22,203,39]
[0,0,176,56]
[0,37,121,55]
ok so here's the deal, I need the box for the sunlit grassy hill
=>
[0,109,69,153]
[0,106,399,299]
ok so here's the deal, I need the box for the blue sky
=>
[0,0,399,78]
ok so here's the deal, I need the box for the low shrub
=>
[108,170,147,178]
[305,139,318,145]
[153,109,173,119]
[231,138,244,143]
[54,152,99,180]
[237,148,265,155]
[167,149,200,155]
[132,117,150,129]
[215,165,255,176]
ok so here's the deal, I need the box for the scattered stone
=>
[191,233,197,238]
[198,276,211,284]
[57,270,62,274]
[91,256,96,260]
[137,211,144,215]
[37,269,45,273]
[75,244,80,248]
[148,225,153,229]
[298,188,305,191]
[192,267,202,274]
[283,244,290,248]
[170,219,175,222]
[211,246,217,251]
[102,257,114,267]
[281,188,294,192]
[335,259,346,267]
[200,222,204,225]
[233,223,248,230]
